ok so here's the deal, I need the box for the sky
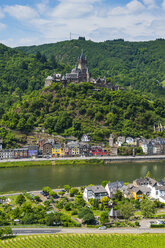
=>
[0,0,165,47]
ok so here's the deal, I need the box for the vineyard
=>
[0,234,165,248]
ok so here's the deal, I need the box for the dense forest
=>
[0,40,165,147]
[1,83,165,144]
[16,38,165,98]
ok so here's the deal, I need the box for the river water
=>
[0,161,165,193]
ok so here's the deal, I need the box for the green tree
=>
[16,194,26,206]
[64,185,71,192]
[140,199,156,218]
[100,196,109,205]
[78,208,95,224]
[145,171,152,178]
[101,180,108,187]
[120,202,134,219]
[46,213,61,226]
[113,190,123,201]
[100,211,109,224]
[69,188,79,197]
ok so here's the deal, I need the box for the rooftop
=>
[86,185,107,194]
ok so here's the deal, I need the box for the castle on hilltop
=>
[65,51,90,83]
[45,51,123,91]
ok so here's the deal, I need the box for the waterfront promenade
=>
[0,155,165,163]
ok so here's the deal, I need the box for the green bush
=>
[151,224,165,228]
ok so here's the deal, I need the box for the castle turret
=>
[78,51,90,82]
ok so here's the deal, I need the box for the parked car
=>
[98,226,107,230]
[53,194,59,199]
[157,220,165,225]
[41,191,49,196]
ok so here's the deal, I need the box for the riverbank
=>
[0,155,165,168]
[0,159,105,168]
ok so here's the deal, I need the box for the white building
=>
[117,136,125,147]
[83,185,108,202]
[150,186,165,203]
[81,134,90,143]
[126,137,135,145]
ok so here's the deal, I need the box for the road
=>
[12,227,165,235]
[0,155,165,163]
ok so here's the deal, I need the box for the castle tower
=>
[78,51,89,82]
[78,51,88,71]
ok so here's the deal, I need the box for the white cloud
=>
[162,0,165,9]
[2,0,165,47]
[4,5,38,20]
[36,0,50,15]
[110,0,144,15]
[0,22,6,30]
[127,0,145,12]
[0,7,4,18]
[142,0,156,8]
[51,0,101,19]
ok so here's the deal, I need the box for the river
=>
[0,161,165,193]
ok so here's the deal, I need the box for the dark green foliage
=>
[120,202,134,219]
[16,194,26,206]
[46,213,61,226]
[69,188,79,197]
[101,180,108,187]
[0,227,13,239]
[100,211,109,224]
[118,147,133,156]
[140,199,156,218]
[78,208,95,224]
[1,82,165,141]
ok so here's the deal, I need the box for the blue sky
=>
[0,0,165,47]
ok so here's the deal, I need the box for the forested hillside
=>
[1,82,165,142]
[0,43,70,120]
[0,41,165,147]
[16,39,165,98]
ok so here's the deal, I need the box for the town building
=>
[116,136,126,147]
[0,149,14,160]
[42,143,53,157]
[14,148,28,159]
[109,134,115,147]
[89,146,109,156]
[105,181,124,198]
[150,186,165,203]
[28,146,39,158]
[133,177,157,188]
[83,185,108,202]
[81,134,90,143]
[130,188,143,200]
[52,143,65,157]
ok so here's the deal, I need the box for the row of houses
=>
[83,177,165,203]
[42,141,109,158]
[0,146,38,160]
[1,134,165,159]
[109,135,165,155]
